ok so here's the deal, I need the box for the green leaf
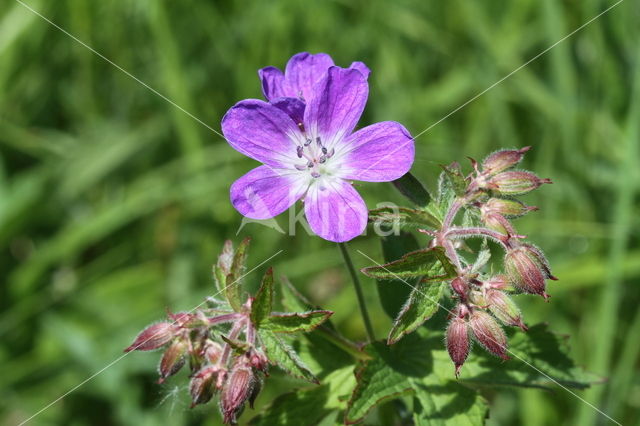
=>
[280,275,314,312]
[264,310,333,333]
[345,326,596,424]
[369,206,441,231]
[220,334,250,355]
[250,267,274,327]
[377,232,420,319]
[440,162,467,197]
[249,365,357,425]
[259,329,318,383]
[391,172,431,206]
[225,237,251,311]
[388,280,446,344]
[460,323,601,389]
[361,247,456,281]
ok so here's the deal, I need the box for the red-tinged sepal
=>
[481,147,530,176]
[486,290,527,331]
[488,171,551,195]
[189,365,222,407]
[220,360,256,424]
[505,244,555,298]
[158,339,188,382]
[446,312,471,378]
[469,310,509,360]
[124,322,176,352]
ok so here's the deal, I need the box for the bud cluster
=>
[425,147,555,376]
[125,298,267,424]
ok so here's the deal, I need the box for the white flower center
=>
[292,135,336,179]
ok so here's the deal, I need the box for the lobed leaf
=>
[361,247,456,281]
[264,311,333,333]
[369,206,441,231]
[250,267,274,327]
[377,232,420,319]
[225,237,251,311]
[387,280,446,345]
[259,329,318,383]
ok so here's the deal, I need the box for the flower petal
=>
[304,178,367,242]
[221,99,302,167]
[270,97,305,126]
[304,67,369,149]
[258,66,286,100]
[284,52,335,102]
[231,165,310,220]
[333,121,415,182]
[349,61,371,79]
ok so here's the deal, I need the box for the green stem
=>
[338,242,376,342]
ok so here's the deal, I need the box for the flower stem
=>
[338,242,376,342]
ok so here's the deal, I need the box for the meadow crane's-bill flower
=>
[222,61,415,242]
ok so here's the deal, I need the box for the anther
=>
[294,164,307,171]
[321,147,328,155]
[296,146,303,158]
[311,171,321,178]
[319,156,327,164]
[307,160,313,168]
[326,148,335,158]
[304,138,312,146]
[316,137,322,146]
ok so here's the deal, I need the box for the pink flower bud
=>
[249,350,268,372]
[483,198,538,218]
[446,316,470,378]
[124,322,175,352]
[504,244,555,299]
[221,363,255,424]
[480,211,514,235]
[488,171,552,195]
[158,339,188,382]
[450,277,468,299]
[486,290,527,331]
[469,310,509,360]
[482,147,530,175]
[204,340,224,364]
[189,365,221,407]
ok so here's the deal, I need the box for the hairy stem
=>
[338,242,376,342]
[445,227,511,249]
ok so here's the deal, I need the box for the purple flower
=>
[222,59,415,242]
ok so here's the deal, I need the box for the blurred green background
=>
[1,0,638,425]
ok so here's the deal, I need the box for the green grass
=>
[0,0,638,425]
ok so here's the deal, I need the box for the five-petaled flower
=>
[222,52,415,242]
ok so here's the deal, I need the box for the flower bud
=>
[450,277,468,299]
[189,365,221,407]
[482,147,529,175]
[504,244,555,299]
[249,350,268,372]
[204,340,224,364]
[158,339,188,382]
[124,322,175,352]
[483,198,538,218]
[446,316,470,378]
[221,363,255,424]
[486,290,527,331]
[485,275,512,291]
[469,310,509,360]
[480,210,514,235]
[488,171,551,195]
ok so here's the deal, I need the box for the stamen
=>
[321,147,328,155]
[316,137,322,146]
[295,164,307,171]
[326,148,335,158]
[311,171,321,178]
[296,146,303,158]
[304,138,312,146]
[319,156,327,164]
[307,160,313,168]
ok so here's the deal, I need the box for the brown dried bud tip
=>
[124,322,175,352]
[446,315,470,378]
[488,171,551,195]
[158,339,188,383]
[189,365,221,407]
[482,147,530,176]
[504,244,555,299]
[469,310,509,360]
[221,363,255,424]
[486,290,527,331]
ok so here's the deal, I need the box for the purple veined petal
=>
[230,165,310,220]
[284,52,335,102]
[349,61,371,79]
[258,66,287,100]
[332,121,415,182]
[304,67,369,150]
[221,99,302,167]
[304,178,367,242]
[270,97,306,126]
